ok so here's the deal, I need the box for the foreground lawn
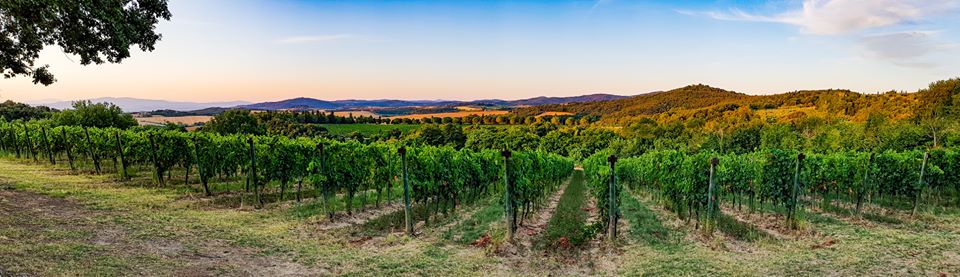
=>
[0,158,493,276]
[617,190,960,276]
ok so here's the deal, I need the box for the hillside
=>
[512,84,747,118]
[512,81,954,124]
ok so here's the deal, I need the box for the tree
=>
[1,0,171,85]
[916,78,960,120]
[441,124,466,149]
[52,101,137,129]
[410,125,445,146]
[204,109,265,135]
[0,100,55,121]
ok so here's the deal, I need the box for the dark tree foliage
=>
[0,100,55,121]
[52,100,137,129]
[1,0,171,85]
[916,78,960,119]
[204,109,264,135]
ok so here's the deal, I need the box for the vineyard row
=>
[585,148,960,230]
[0,122,574,226]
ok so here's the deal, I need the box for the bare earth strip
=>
[494,177,570,273]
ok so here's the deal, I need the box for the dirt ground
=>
[0,185,320,276]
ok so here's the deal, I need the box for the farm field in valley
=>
[386,110,510,119]
[135,115,213,126]
[320,123,421,136]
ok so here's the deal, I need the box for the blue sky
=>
[3,0,960,103]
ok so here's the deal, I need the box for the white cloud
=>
[681,0,960,35]
[679,0,960,68]
[275,34,355,44]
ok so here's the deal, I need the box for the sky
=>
[2,0,960,103]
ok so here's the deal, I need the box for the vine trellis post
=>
[248,137,262,208]
[707,157,719,225]
[399,147,413,236]
[913,152,930,217]
[502,150,515,242]
[115,131,128,181]
[61,128,75,171]
[24,124,36,162]
[193,137,211,196]
[41,127,55,165]
[607,154,619,241]
[787,153,805,228]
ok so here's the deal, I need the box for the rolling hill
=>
[512,85,747,118]
[510,81,952,124]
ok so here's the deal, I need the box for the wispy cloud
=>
[858,31,958,68]
[679,0,960,35]
[275,34,355,44]
[588,0,616,16]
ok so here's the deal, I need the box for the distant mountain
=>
[30,97,250,112]
[239,94,629,111]
[473,94,629,106]
[241,97,340,110]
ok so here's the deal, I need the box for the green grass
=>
[321,124,420,136]
[714,213,769,242]
[617,188,960,276]
[620,189,680,249]
[541,170,590,248]
[441,197,504,244]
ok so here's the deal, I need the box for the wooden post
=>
[707,157,719,221]
[193,137,211,196]
[41,127,55,165]
[114,131,128,180]
[248,137,261,207]
[399,147,413,236]
[84,127,101,174]
[0,128,6,154]
[788,153,805,227]
[24,124,36,162]
[607,154,619,241]
[913,152,929,217]
[148,133,162,185]
[12,128,20,158]
[316,144,333,219]
[857,153,874,213]
[502,150,514,242]
[61,128,75,171]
